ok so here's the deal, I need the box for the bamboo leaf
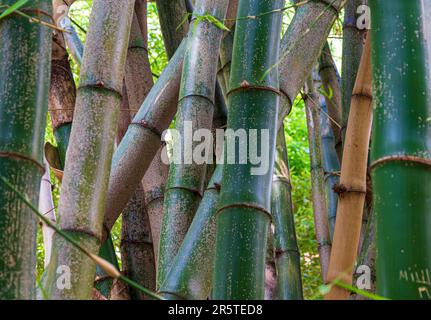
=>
[0,0,29,20]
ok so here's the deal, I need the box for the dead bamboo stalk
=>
[325,34,372,300]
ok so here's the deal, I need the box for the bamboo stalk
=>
[157,0,229,288]
[369,0,431,299]
[119,6,158,299]
[158,165,223,300]
[103,39,186,239]
[155,0,189,58]
[271,127,303,300]
[279,0,346,124]
[341,0,366,145]
[304,77,331,283]
[0,0,52,299]
[213,0,284,299]
[325,35,372,300]
[319,43,342,161]
[43,0,135,299]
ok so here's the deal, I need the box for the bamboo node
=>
[332,183,366,196]
[370,155,431,170]
[130,119,162,138]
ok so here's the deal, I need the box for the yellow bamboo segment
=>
[325,34,372,300]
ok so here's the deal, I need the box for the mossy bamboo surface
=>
[213,0,284,299]
[325,35,372,300]
[370,0,431,299]
[0,0,52,299]
[319,43,342,161]
[341,0,366,145]
[271,127,303,300]
[44,0,135,299]
[304,77,331,283]
[157,0,229,287]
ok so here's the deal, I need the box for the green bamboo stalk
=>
[370,0,431,299]
[158,165,222,299]
[318,43,342,161]
[271,127,303,300]
[264,230,277,300]
[158,0,229,288]
[103,39,186,240]
[0,0,52,299]
[213,0,284,299]
[304,77,332,283]
[341,0,366,145]
[154,0,345,301]
[155,0,189,58]
[43,0,135,299]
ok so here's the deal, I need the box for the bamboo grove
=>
[0,0,430,300]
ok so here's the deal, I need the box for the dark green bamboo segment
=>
[341,0,366,145]
[370,0,431,300]
[279,0,345,123]
[271,127,303,300]
[213,0,284,300]
[44,0,135,299]
[94,235,120,298]
[319,43,342,161]
[0,0,52,299]
[304,77,331,283]
[155,0,189,58]
[158,165,222,300]
[157,0,229,287]
[103,40,186,239]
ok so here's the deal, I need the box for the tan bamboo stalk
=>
[44,0,135,299]
[304,77,331,282]
[325,34,372,300]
